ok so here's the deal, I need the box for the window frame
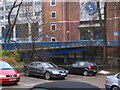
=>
[51,24,57,31]
[51,11,56,19]
[51,37,56,41]
[50,0,56,6]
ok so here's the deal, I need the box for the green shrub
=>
[2,49,20,62]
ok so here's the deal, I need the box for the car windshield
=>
[42,62,57,69]
[0,62,13,70]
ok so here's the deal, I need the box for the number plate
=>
[61,73,66,75]
[9,79,16,81]
[93,70,97,72]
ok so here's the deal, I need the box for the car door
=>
[36,63,44,76]
[76,62,85,74]
[69,62,79,74]
[28,63,37,75]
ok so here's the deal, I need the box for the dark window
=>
[5,15,8,19]
[51,24,56,31]
[19,13,26,17]
[51,12,56,18]
[51,37,56,41]
[35,2,40,5]
[10,15,16,18]
[35,12,41,16]
[29,63,37,66]
[16,24,28,39]
[0,16,4,20]
[51,0,56,6]
[27,12,33,17]
[0,7,4,10]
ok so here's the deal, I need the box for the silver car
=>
[105,73,120,90]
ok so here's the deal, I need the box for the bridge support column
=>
[82,51,85,60]
[74,53,76,63]
[64,54,69,64]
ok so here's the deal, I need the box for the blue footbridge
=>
[1,40,120,55]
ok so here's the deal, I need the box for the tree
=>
[4,0,23,43]
[20,1,52,62]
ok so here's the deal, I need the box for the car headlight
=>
[66,70,69,73]
[17,74,20,77]
[0,75,6,77]
[52,71,60,74]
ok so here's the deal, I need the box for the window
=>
[0,16,4,20]
[51,11,56,19]
[50,0,56,6]
[5,15,8,19]
[29,63,37,67]
[51,24,56,31]
[0,7,4,11]
[10,15,16,19]
[117,73,120,79]
[19,13,26,17]
[35,2,40,5]
[35,12,41,16]
[51,37,56,41]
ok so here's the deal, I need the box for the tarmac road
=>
[1,74,106,90]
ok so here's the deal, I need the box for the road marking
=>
[19,82,36,86]
[24,77,53,82]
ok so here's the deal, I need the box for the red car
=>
[0,59,20,84]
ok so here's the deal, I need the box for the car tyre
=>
[45,72,51,80]
[92,73,96,76]
[83,71,88,76]
[25,70,30,77]
[111,86,119,90]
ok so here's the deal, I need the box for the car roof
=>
[32,81,100,89]
[31,61,53,64]
[75,61,94,63]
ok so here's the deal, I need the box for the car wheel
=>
[45,72,51,80]
[83,71,88,76]
[111,86,119,90]
[25,70,30,77]
[92,73,96,76]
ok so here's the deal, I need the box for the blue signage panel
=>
[114,32,120,36]
[85,2,97,15]
[45,34,50,38]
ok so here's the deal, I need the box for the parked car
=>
[105,73,120,90]
[24,61,68,80]
[30,81,100,90]
[0,59,20,84]
[66,61,97,76]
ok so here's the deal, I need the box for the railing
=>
[1,40,120,50]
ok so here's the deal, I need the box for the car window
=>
[72,62,78,67]
[85,62,96,66]
[117,73,120,79]
[0,62,13,70]
[78,62,85,67]
[29,63,37,67]
[37,63,43,68]
[42,62,57,68]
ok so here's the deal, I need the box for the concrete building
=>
[0,0,42,42]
